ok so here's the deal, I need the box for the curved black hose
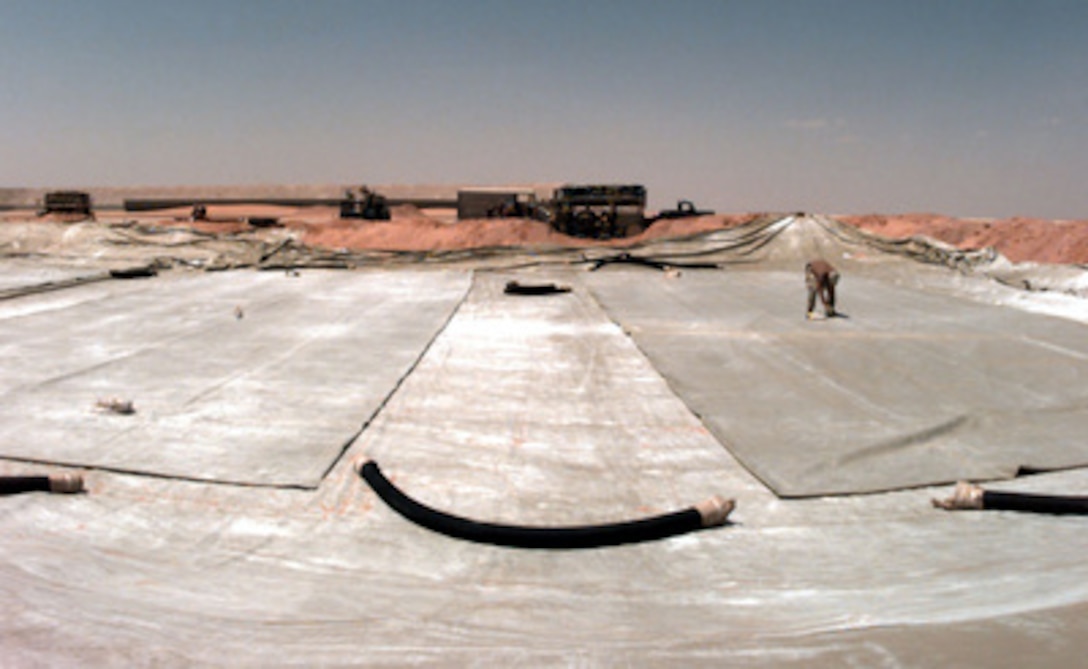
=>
[588,252,720,272]
[359,460,733,549]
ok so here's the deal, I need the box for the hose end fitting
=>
[694,495,735,527]
[48,473,84,494]
[932,481,984,510]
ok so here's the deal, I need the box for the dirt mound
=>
[293,208,762,252]
[840,213,1088,265]
[119,204,342,235]
[636,213,758,241]
[8,201,1088,265]
[35,212,97,224]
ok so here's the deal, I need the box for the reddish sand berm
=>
[295,207,760,252]
[298,209,1088,264]
[6,205,1088,264]
[839,213,1088,265]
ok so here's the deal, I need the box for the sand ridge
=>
[840,213,1088,265]
[4,203,1088,264]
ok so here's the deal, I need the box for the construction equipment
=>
[545,184,647,239]
[455,183,708,240]
[457,188,543,220]
[339,186,391,220]
[653,199,714,220]
[38,191,93,219]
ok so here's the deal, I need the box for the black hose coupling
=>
[933,481,1088,515]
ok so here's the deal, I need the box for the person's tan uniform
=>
[805,259,839,318]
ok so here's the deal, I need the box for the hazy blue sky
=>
[2,0,1086,217]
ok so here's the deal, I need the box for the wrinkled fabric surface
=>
[0,271,469,486]
[2,218,1088,666]
[590,262,1088,496]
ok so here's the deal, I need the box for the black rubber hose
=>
[588,252,720,272]
[503,281,572,296]
[981,490,1088,515]
[109,266,158,279]
[0,474,83,496]
[359,460,733,549]
[933,481,1088,515]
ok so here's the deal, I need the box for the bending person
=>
[805,259,840,319]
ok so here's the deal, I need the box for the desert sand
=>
[839,213,1088,265]
[4,203,1087,264]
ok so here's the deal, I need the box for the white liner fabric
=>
[0,270,470,486]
